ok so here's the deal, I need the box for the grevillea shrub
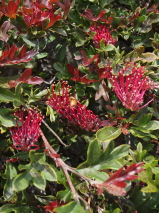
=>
[0,1,159,213]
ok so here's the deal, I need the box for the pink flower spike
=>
[108,62,154,111]
[47,81,102,132]
[10,108,43,151]
[90,24,116,48]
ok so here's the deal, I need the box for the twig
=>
[42,119,69,147]
[39,129,89,207]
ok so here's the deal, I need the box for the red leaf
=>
[0,21,14,42]
[18,45,27,59]
[8,69,44,88]
[1,0,20,19]
[0,44,36,66]
[18,68,32,82]
[81,9,107,22]
[67,64,97,84]
[80,50,98,66]
[92,162,144,196]
[95,80,110,101]
[41,200,66,212]
[8,44,18,60]
[27,76,44,85]
[23,0,33,8]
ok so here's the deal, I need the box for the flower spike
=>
[10,108,43,151]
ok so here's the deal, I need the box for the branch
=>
[42,119,69,147]
[39,129,89,208]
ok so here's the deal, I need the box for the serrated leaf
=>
[141,184,159,193]
[96,126,122,143]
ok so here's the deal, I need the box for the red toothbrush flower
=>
[10,108,43,151]
[108,62,153,111]
[90,24,116,48]
[47,82,102,132]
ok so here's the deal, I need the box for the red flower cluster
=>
[47,82,102,132]
[108,62,153,111]
[90,24,116,48]
[10,108,43,151]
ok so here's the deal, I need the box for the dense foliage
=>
[0,0,159,212]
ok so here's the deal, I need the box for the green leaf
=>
[53,62,66,73]
[0,114,17,127]
[29,151,46,164]
[134,113,152,126]
[87,139,101,166]
[99,42,115,52]
[106,144,130,162]
[96,126,122,143]
[53,28,67,36]
[99,0,114,7]
[3,163,17,200]
[0,204,37,213]
[139,53,157,62]
[99,140,114,162]
[130,128,157,139]
[35,52,48,59]
[55,201,87,213]
[0,88,15,103]
[72,29,87,47]
[77,160,123,177]
[3,163,17,179]
[13,171,32,192]
[142,120,159,131]
[141,184,159,193]
[57,189,72,202]
[31,170,46,190]
[41,164,57,182]
[21,34,36,47]
[3,179,16,201]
